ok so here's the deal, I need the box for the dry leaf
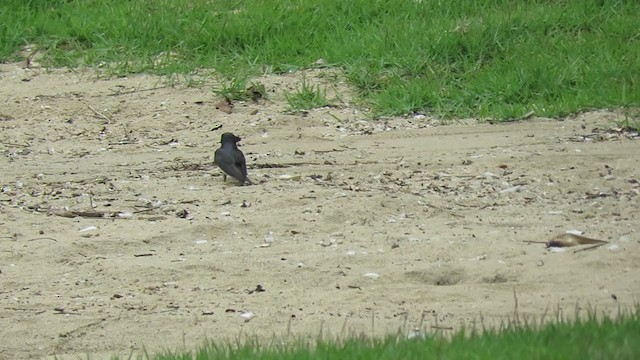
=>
[546,233,608,248]
[215,97,233,114]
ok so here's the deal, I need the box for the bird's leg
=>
[222,174,227,182]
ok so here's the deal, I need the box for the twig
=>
[527,189,545,201]
[0,141,30,148]
[519,111,536,120]
[431,325,453,330]
[28,237,58,242]
[421,201,463,218]
[107,85,169,96]
[179,199,200,204]
[88,105,113,123]
[53,210,106,218]
[312,148,347,154]
[51,209,130,219]
[144,309,178,315]
[250,162,323,169]
[54,307,82,316]
[140,216,167,222]
[132,208,157,214]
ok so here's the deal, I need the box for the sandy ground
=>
[0,63,639,359]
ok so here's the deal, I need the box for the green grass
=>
[105,307,640,360]
[614,109,640,132]
[1,0,638,119]
[285,77,331,112]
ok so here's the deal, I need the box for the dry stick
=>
[0,141,30,148]
[145,309,177,315]
[431,325,454,330]
[52,210,130,220]
[54,308,81,315]
[312,148,348,154]
[518,111,536,120]
[59,320,103,339]
[53,210,104,218]
[250,161,324,169]
[434,173,477,179]
[53,210,107,219]
[107,85,169,96]
[132,208,157,214]
[28,237,58,242]
[88,105,113,123]
[422,201,463,218]
[527,189,546,201]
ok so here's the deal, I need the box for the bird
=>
[214,132,252,185]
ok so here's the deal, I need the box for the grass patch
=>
[104,307,640,359]
[1,0,638,119]
[212,74,251,101]
[285,78,331,112]
[614,109,640,132]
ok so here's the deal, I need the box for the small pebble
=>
[241,312,255,322]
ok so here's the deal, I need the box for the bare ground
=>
[0,64,639,359]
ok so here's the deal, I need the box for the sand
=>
[1,63,638,359]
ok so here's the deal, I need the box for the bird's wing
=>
[235,150,248,177]
[215,148,246,182]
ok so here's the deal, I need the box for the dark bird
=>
[214,132,251,185]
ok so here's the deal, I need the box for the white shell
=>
[363,272,380,279]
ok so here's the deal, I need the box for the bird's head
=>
[220,132,241,144]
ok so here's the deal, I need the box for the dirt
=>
[0,63,639,360]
